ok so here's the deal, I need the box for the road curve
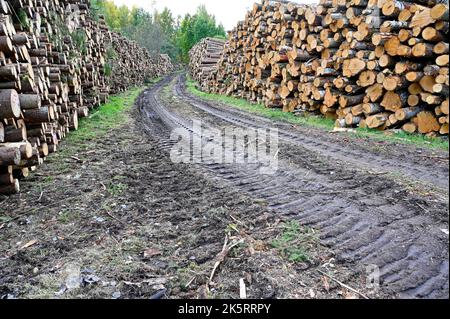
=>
[138,74,449,299]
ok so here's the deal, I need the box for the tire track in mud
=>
[138,74,449,299]
[175,75,449,193]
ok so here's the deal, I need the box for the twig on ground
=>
[109,233,120,245]
[70,156,83,163]
[208,236,245,286]
[230,215,245,226]
[103,211,126,225]
[317,269,369,299]
[418,155,449,161]
[209,236,229,284]
[295,190,343,195]
[369,171,389,176]
[185,276,196,289]
[0,216,18,225]
[88,110,100,119]
[10,193,82,216]
[416,203,429,214]
[67,227,81,237]
[274,148,280,159]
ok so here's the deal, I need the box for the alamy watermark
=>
[170,120,279,175]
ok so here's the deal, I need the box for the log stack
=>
[109,33,174,94]
[189,37,226,91]
[0,0,173,195]
[157,54,175,77]
[200,0,449,137]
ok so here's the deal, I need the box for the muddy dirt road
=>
[139,74,449,299]
[1,74,448,299]
[1,80,370,299]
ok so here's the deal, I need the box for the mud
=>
[0,79,381,299]
[137,74,449,299]
[0,74,447,299]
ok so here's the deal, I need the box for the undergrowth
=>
[271,221,318,264]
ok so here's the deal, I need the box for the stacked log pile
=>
[201,0,449,136]
[189,37,226,91]
[0,0,173,195]
[109,33,174,94]
[157,54,175,77]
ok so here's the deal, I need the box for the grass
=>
[186,76,334,130]
[271,220,318,264]
[57,209,79,224]
[47,79,162,173]
[146,77,162,85]
[186,77,449,151]
[107,182,128,196]
[352,127,448,151]
[67,87,144,144]
[51,87,143,163]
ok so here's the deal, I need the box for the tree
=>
[155,8,175,37]
[175,6,226,62]
[91,1,226,63]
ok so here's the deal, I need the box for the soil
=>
[0,74,448,299]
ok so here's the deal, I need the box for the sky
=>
[111,0,319,30]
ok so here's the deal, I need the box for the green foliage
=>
[271,221,317,263]
[104,63,112,77]
[107,182,128,196]
[91,0,133,30]
[106,47,118,60]
[46,13,68,51]
[91,1,226,63]
[44,12,87,56]
[71,30,87,55]
[104,46,117,77]
[155,8,175,37]
[176,6,226,62]
[18,9,30,29]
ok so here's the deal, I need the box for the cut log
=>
[0,89,21,118]
[194,0,449,137]
[0,147,21,166]
[0,142,32,159]
[417,111,441,134]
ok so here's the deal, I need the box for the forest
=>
[91,0,227,62]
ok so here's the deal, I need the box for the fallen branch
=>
[103,211,127,226]
[295,190,343,195]
[317,269,370,300]
[209,235,245,286]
